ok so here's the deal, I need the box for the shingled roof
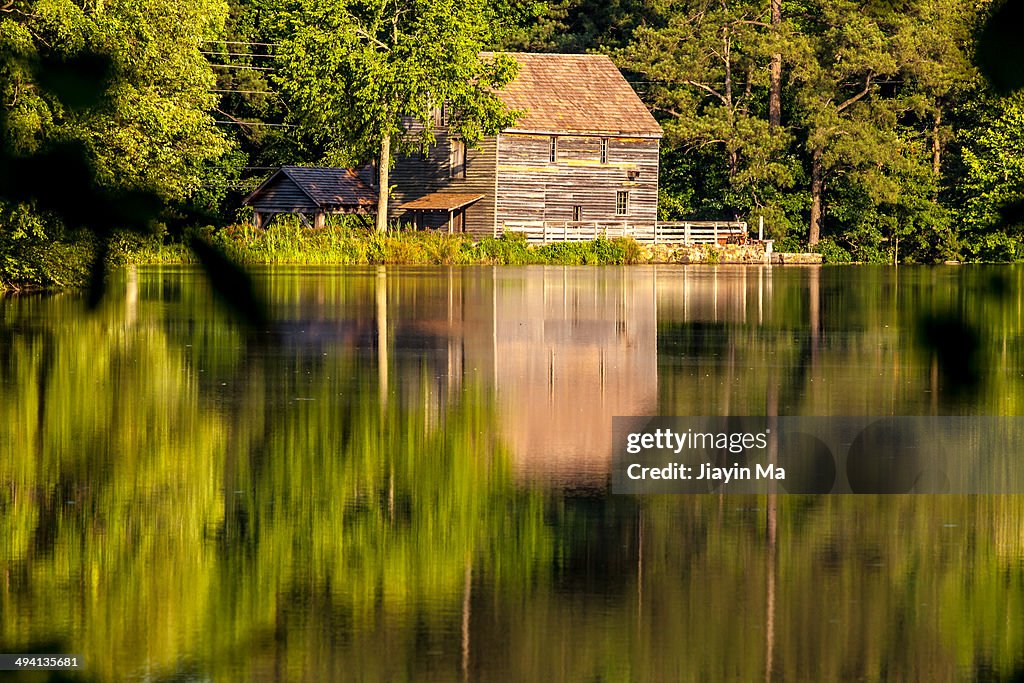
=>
[400,193,484,211]
[244,166,377,209]
[485,53,662,138]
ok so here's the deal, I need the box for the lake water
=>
[2,264,1024,681]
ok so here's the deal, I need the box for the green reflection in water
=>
[0,265,1023,681]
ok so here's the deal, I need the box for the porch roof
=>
[400,192,485,211]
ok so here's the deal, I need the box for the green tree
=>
[617,0,795,224]
[953,92,1024,260]
[1,0,232,205]
[275,0,521,233]
[788,0,902,247]
[782,0,960,260]
[501,0,650,52]
[0,0,235,289]
[204,0,306,207]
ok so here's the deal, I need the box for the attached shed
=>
[400,192,484,233]
[243,166,377,229]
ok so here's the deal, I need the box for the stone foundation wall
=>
[636,243,822,264]
[771,252,824,264]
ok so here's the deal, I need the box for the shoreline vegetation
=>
[134,224,696,267]
[132,224,825,268]
[0,219,987,296]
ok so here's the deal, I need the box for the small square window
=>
[573,206,582,221]
[600,138,608,164]
[616,191,629,216]
[549,136,557,163]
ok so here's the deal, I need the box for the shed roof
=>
[244,166,377,208]
[485,53,662,138]
[400,193,485,211]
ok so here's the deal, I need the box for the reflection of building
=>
[258,266,784,484]
[468,267,659,483]
[367,267,661,484]
[654,266,775,325]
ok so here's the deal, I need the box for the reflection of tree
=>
[0,290,227,682]
[0,274,553,680]
[3,267,1024,680]
[657,266,1024,416]
[474,494,1024,681]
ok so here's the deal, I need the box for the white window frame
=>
[616,191,629,216]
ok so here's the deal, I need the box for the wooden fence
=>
[502,220,749,245]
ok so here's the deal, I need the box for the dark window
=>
[616,191,629,216]
[549,136,557,163]
[600,138,608,164]
[573,206,582,221]
[432,101,448,127]
[450,139,466,178]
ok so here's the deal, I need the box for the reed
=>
[135,222,644,267]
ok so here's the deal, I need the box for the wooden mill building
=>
[392,53,663,237]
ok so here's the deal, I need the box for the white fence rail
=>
[502,221,748,245]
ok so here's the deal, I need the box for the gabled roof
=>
[485,53,662,138]
[244,166,377,208]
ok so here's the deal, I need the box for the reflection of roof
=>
[244,166,377,208]
[483,53,663,138]
[400,193,485,211]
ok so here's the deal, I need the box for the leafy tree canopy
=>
[275,0,526,231]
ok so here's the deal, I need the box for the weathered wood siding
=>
[390,124,499,236]
[495,133,660,227]
[391,127,660,235]
[251,176,317,213]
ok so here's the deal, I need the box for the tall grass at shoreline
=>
[133,223,645,266]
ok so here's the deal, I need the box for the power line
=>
[204,40,281,47]
[214,120,296,127]
[201,51,277,59]
[210,89,279,95]
[210,63,276,71]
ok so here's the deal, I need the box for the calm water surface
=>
[2,265,1024,681]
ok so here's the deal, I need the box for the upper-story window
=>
[549,136,557,163]
[450,138,466,178]
[432,101,448,128]
[600,138,608,164]
[616,191,629,216]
